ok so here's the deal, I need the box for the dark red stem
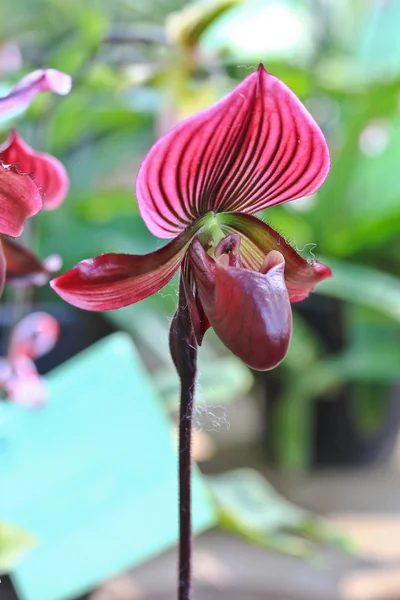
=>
[169,273,198,600]
[178,368,196,600]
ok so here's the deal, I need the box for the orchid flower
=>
[51,64,331,371]
[0,69,71,294]
[0,312,59,409]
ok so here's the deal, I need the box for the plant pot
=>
[264,295,400,468]
[0,576,18,600]
[314,381,400,466]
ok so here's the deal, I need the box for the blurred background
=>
[1,0,400,599]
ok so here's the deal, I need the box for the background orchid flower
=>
[51,64,331,371]
[0,133,67,292]
[0,68,71,122]
[0,69,71,295]
[0,312,59,409]
[0,164,43,294]
[0,163,42,238]
[0,130,69,210]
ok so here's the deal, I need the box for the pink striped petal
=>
[189,238,292,371]
[218,212,331,302]
[0,69,71,118]
[0,131,69,209]
[0,163,42,237]
[137,64,329,239]
[50,223,201,311]
[2,236,51,286]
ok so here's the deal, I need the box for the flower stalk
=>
[177,361,196,600]
[170,275,198,600]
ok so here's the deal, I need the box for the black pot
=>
[265,295,400,468]
[0,576,18,600]
[0,302,117,374]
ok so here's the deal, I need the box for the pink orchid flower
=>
[0,130,69,210]
[0,69,71,294]
[51,65,331,370]
[0,312,59,409]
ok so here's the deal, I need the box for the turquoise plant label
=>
[0,333,216,600]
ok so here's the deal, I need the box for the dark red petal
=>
[137,64,329,239]
[9,312,60,360]
[0,131,69,210]
[0,69,71,118]
[50,224,201,311]
[218,212,332,302]
[189,238,292,371]
[2,236,50,286]
[0,163,42,237]
[169,274,198,378]
[181,259,211,346]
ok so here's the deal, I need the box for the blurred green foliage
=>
[1,0,400,469]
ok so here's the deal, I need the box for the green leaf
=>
[80,8,107,48]
[321,114,400,256]
[207,469,349,556]
[0,521,37,573]
[316,259,400,322]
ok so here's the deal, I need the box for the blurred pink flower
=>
[0,130,69,210]
[0,68,71,119]
[0,68,71,295]
[0,312,60,409]
[0,163,42,238]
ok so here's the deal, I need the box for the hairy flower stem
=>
[170,273,198,600]
[178,364,196,600]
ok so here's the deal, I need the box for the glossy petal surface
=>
[50,222,204,310]
[0,69,71,118]
[137,64,329,238]
[2,236,50,285]
[0,163,42,236]
[189,238,292,370]
[218,212,332,302]
[0,131,69,209]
